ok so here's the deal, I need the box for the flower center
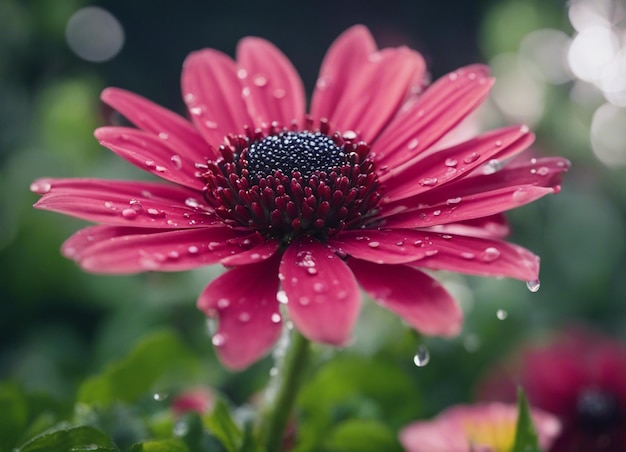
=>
[577,388,621,430]
[199,125,382,244]
[247,131,345,179]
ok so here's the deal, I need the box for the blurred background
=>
[1,0,626,449]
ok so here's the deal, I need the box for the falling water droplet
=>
[526,279,541,292]
[496,309,508,320]
[153,392,169,401]
[413,345,430,367]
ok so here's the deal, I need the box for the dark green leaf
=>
[17,424,119,452]
[322,419,402,452]
[77,330,198,407]
[511,387,541,452]
[0,382,28,450]
[131,438,188,452]
[203,399,243,452]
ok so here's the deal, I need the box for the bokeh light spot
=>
[65,7,124,63]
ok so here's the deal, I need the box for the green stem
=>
[260,329,311,452]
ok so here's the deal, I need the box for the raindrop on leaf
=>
[413,345,430,367]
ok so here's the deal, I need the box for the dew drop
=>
[307,267,318,275]
[482,159,502,175]
[463,152,480,164]
[217,298,230,309]
[187,245,199,254]
[316,76,330,90]
[368,241,380,248]
[448,72,459,81]
[277,290,288,304]
[269,367,279,377]
[445,158,458,167]
[342,130,357,140]
[237,68,248,79]
[184,92,196,103]
[190,106,203,115]
[129,199,143,211]
[185,197,201,209]
[413,345,430,367]
[496,309,508,320]
[299,296,310,306]
[212,333,226,346]
[253,74,268,87]
[480,247,500,262]
[30,181,52,194]
[537,166,550,176]
[419,177,438,187]
[271,313,282,323]
[494,140,503,147]
[273,88,286,99]
[313,281,328,293]
[408,138,419,150]
[205,120,218,129]
[158,132,169,140]
[433,210,441,216]
[239,312,251,323]
[170,155,183,170]
[526,279,541,292]
[446,197,462,205]
[460,252,475,260]
[242,87,251,97]
[512,188,530,204]
[168,251,180,259]
[121,208,138,219]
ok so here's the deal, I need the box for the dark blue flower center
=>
[577,388,621,430]
[247,131,344,178]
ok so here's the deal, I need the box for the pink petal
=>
[32,178,217,228]
[95,127,205,190]
[380,125,534,202]
[310,25,377,123]
[236,37,306,128]
[197,255,282,370]
[62,225,262,273]
[334,229,539,281]
[280,237,360,345]
[329,47,426,142]
[423,214,510,239]
[181,49,253,148]
[379,157,570,229]
[220,239,280,266]
[100,88,210,161]
[349,259,462,337]
[373,65,493,168]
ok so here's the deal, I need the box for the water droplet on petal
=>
[480,247,500,262]
[122,208,137,219]
[158,132,169,140]
[460,252,475,260]
[190,106,203,116]
[277,290,288,304]
[30,181,52,194]
[217,298,230,309]
[187,245,199,254]
[408,138,419,150]
[299,296,310,306]
[413,345,430,367]
[445,158,458,167]
[537,166,550,176]
[237,68,248,79]
[419,177,438,187]
[205,120,218,129]
[526,279,541,292]
[512,188,531,204]
[271,313,281,323]
[463,152,480,164]
[273,88,286,99]
[368,241,380,248]
[446,197,462,205]
[239,312,251,322]
[212,333,226,346]
[342,130,357,140]
[129,199,143,211]
[307,267,318,275]
[482,159,502,175]
[253,74,268,87]
[184,93,196,103]
[496,309,508,320]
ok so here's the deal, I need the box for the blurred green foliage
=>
[1,0,625,450]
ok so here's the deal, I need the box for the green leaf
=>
[323,419,402,452]
[131,438,188,452]
[16,424,119,452]
[0,382,28,450]
[203,399,243,452]
[296,356,419,451]
[511,387,541,452]
[77,330,198,407]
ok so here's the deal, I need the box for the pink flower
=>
[399,402,561,452]
[479,328,626,451]
[31,25,569,370]
[171,387,214,416]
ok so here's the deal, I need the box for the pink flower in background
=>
[31,25,569,369]
[172,387,214,416]
[479,329,626,451]
[400,402,560,452]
